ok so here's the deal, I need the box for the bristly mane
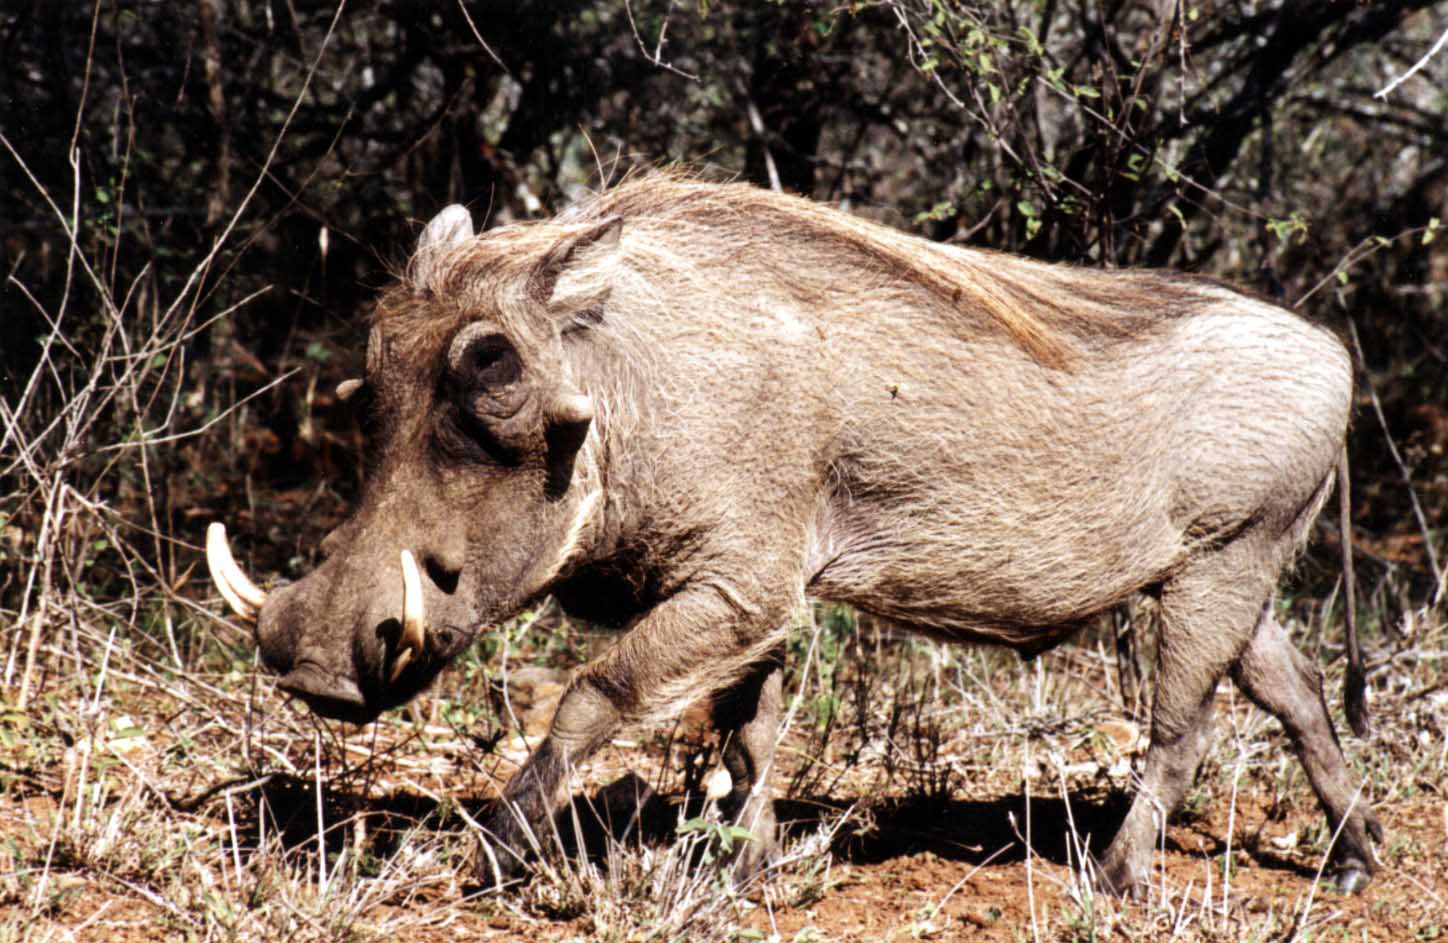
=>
[555,171,1075,368]
[392,170,1218,367]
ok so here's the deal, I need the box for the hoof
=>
[725,836,780,890]
[715,795,779,889]
[474,835,531,890]
[1334,863,1372,895]
[1095,859,1147,900]
[473,802,541,890]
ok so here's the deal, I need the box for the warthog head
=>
[207,205,621,722]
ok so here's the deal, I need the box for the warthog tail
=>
[1338,448,1368,737]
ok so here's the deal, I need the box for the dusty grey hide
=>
[210,174,1380,895]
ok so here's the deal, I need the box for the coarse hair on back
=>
[552,170,1227,368]
[387,169,1240,370]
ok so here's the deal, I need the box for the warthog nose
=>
[276,661,367,717]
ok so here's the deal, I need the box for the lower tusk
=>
[388,645,415,683]
[397,548,426,677]
[206,522,267,622]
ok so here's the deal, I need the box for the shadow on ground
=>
[222,772,1316,885]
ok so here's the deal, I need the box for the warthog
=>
[207,173,1380,894]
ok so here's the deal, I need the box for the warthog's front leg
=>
[711,654,785,881]
[478,682,621,883]
[478,578,792,884]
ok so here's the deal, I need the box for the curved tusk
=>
[206,522,267,622]
[389,645,415,682]
[393,548,426,681]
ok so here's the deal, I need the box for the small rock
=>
[1269,830,1298,852]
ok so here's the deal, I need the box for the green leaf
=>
[676,817,711,835]
[913,201,956,225]
[1018,25,1043,56]
[1265,211,1308,245]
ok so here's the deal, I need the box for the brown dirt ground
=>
[5,732,1446,943]
[4,641,1446,942]
[7,792,1444,942]
[746,790,1448,943]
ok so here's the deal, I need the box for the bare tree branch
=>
[1375,22,1448,99]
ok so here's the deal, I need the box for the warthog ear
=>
[418,204,474,252]
[533,216,623,313]
[543,389,595,499]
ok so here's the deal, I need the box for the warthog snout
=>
[205,522,465,722]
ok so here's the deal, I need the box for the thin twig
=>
[455,0,512,76]
[97,366,300,452]
[1374,23,1448,100]
[623,0,698,80]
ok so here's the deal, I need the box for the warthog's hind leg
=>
[1230,608,1382,892]
[1099,533,1281,896]
[711,654,785,882]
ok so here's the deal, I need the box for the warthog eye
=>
[440,325,532,463]
[451,330,521,390]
